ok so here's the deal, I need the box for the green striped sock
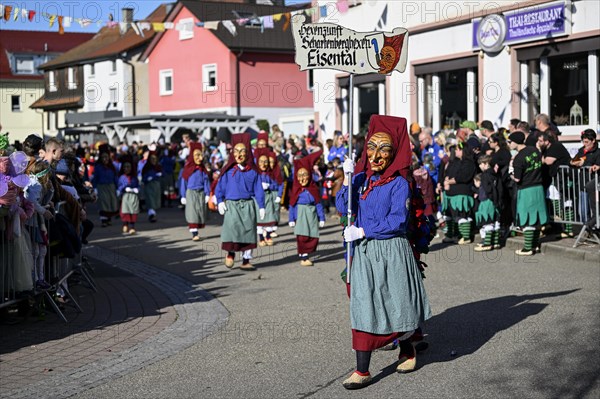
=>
[447,221,457,238]
[492,231,500,247]
[458,222,471,240]
[552,199,562,219]
[523,230,534,251]
[484,231,493,246]
[564,208,574,234]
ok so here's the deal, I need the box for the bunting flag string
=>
[0,0,357,36]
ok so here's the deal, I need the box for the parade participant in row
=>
[180,142,210,241]
[92,148,119,227]
[254,148,281,246]
[117,158,140,235]
[442,141,477,244]
[337,115,431,390]
[474,155,502,251]
[268,151,284,237]
[509,131,547,255]
[288,150,325,266]
[256,131,269,150]
[216,133,265,271]
[142,152,162,223]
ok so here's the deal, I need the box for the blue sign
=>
[473,2,568,49]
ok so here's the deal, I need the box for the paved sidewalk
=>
[0,246,228,399]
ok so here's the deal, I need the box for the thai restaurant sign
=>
[291,14,408,75]
[473,1,571,52]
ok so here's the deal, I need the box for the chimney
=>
[122,8,134,24]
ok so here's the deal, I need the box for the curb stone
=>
[2,246,229,399]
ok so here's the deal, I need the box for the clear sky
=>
[0,0,311,33]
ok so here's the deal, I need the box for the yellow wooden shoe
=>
[300,259,313,267]
[192,235,201,241]
[122,225,129,234]
[224,256,235,268]
[239,263,256,271]
[129,228,136,235]
[265,238,274,246]
[342,371,372,390]
[397,341,417,373]
[258,240,267,247]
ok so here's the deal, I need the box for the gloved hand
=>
[147,176,153,182]
[181,197,187,205]
[116,190,121,197]
[344,225,365,242]
[218,202,227,215]
[289,221,296,227]
[343,157,355,175]
[319,221,325,228]
[132,188,139,194]
[94,188,99,196]
[156,172,162,177]
[205,196,210,204]
[261,182,269,190]
[275,197,281,203]
[125,187,133,193]
[259,208,265,220]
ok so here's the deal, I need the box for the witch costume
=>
[288,150,325,266]
[215,133,265,270]
[180,142,210,241]
[336,115,431,389]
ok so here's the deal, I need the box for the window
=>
[47,111,56,131]
[110,87,118,105]
[48,71,57,92]
[15,56,35,74]
[548,52,589,126]
[159,69,173,95]
[111,60,117,74]
[89,63,95,76]
[202,64,217,92]
[178,18,194,40]
[67,67,77,89]
[11,95,21,111]
[86,87,98,103]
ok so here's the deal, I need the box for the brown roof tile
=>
[40,4,168,69]
[0,30,94,81]
[30,95,83,109]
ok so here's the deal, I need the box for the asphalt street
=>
[47,206,600,398]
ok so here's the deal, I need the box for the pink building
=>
[141,0,314,136]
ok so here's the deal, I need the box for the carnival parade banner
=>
[291,14,408,75]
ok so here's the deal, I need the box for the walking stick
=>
[346,73,354,284]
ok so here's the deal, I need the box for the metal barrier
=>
[550,166,600,248]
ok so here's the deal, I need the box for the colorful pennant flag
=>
[164,22,174,29]
[4,5,12,21]
[222,20,237,36]
[337,0,349,14]
[58,15,64,34]
[282,13,291,32]
[152,22,165,32]
[63,16,72,28]
[204,21,219,30]
[48,14,56,28]
[12,6,18,21]
[262,15,274,29]
[28,10,35,21]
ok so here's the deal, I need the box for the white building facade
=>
[312,0,599,142]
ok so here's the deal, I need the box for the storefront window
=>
[549,51,589,126]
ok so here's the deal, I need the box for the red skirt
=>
[222,242,257,252]
[120,213,138,223]
[352,329,401,351]
[257,221,276,227]
[296,235,318,254]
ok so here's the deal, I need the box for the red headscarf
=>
[182,142,206,180]
[220,133,256,175]
[355,115,411,199]
[254,147,271,173]
[269,150,284,185]
[141,151,162,175]
[256,131,269,145]
[289,150,322,207]
[118,154,136,177]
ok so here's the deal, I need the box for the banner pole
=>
[346,73,354,284]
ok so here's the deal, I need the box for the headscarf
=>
[269,150,284,185]
[98,145,117,173]
[118,154,137,177]
[355,115,411,199]
[257,131,269,145]
[141,151,162,175]
[253,147,271,174]
[289,150,322,207]
[220,133,256,175]
[181,142,206,180]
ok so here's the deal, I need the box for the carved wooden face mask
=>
[258,155,269,172]
[297,167,310,187]
[366,132,394,173]
[193,149,203,165]
[379,46,397,74]
[257,139,267,149]
[233,143,247,165]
